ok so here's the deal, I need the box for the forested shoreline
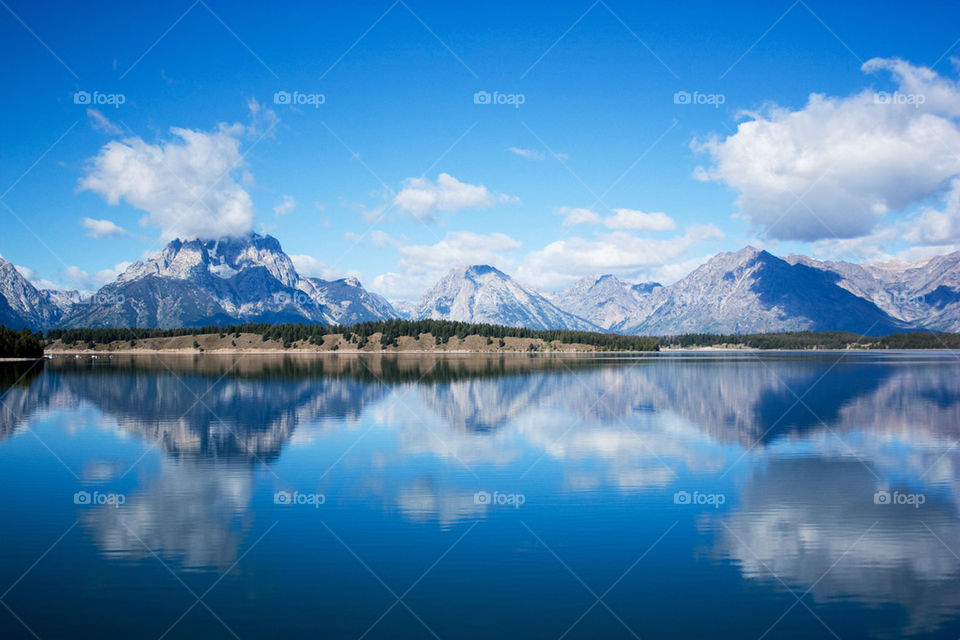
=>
[3,321,958,356]
[0,326,44,358]
[45,320,660,351]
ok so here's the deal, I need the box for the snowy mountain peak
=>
[618,246,905,336]
[414,265,597,331]
[555,273,659,331]
[462,264,504,279]
[58,234,397,329]
[0,258,63,329]
[118,233,299,289]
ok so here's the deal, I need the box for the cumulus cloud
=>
[95,261,132,285]
[904,177,960,246]
[79,122,256,241]
[393,173,516,221]
[560,206,676,231]
[370,231,522,299]
[57,261,131,291]
[81,217,129,238]
[518,224,723,290]
[9,263,60,291]
[809,174,960,262]
[694,57,960,242]
[272,194,296,215]
[397,231,520,271]
[289,254,343,281]
[369,230,395,248]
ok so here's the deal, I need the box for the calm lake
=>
[1,351,960,639]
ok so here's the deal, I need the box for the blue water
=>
[1,351,959,639]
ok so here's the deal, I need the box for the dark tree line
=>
[40,323,960,352]
[46,320,661,351]
[0,326,44,358]
[659,331,960,350]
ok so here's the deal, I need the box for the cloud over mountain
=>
[518,224,723,290]
[371,231,521,299]
[79,122,257,241]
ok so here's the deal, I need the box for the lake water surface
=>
[2,351,960,639]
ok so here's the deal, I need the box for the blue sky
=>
[1,1,959,300]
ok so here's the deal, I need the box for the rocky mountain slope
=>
[0,258,67,329]
[59,234,400,329]
[786,252,960,332]
[554,274,663,331]
[617,247,907,336]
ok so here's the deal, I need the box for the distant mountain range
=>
[2,234,959,335]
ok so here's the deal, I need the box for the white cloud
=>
[370,230,395,248]
[694,58,960,242]
[82,217,129,238]
[94,261,132,285]
[507,146,545,160]
[58,261,132,291]
[368,272,433,301]
[393,173,515,221]
[13,264,33,280]
[396,231,521,273]
[87,108,123,135]
[79,122,256,241]
[10,263,60,291]
[273,194,296,215]
[560,207,601,226]
[809,176,960,262]
[904,176,960,246]
[561,206,676,231]
[370,231,522,299]
[606,209,676,231]
[518,225,723,290]
[62,265,90,286]
[289,254,343,281]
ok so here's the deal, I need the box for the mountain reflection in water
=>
[1,351,959,639]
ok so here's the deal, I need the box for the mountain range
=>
[2,233,959,336]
